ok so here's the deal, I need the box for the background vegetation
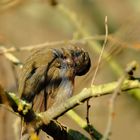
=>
[0,0,140,140]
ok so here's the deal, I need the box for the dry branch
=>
[102,61,138,140]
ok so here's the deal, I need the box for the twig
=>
[0,36,105,55]
[101,61,137,140]
[0,46,23,139]
[0,45,23,92]
[86,16,108,140]
[0,35,136,55]
[91,16,108,84]
[0,46,23,67]
[0,40,66,54]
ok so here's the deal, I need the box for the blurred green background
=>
[0,0,140,140]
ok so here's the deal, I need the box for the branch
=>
[0,79,140,139]
[102,61,137,140]
[66,110,103,140]
[40,79,140,122]
[0,86,89,140]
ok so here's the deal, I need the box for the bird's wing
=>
[18,49,57,100]
[33,62,75,113]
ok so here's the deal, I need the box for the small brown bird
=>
[18,45,91,112]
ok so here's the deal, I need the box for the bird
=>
[18,44,91,112]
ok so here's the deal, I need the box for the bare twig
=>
[0,36,105,55]
[0,46,23,67]
[0,35,117,55]
[91,16,108,84]
[0,46,22,94]
[0,41,63,54]
[102,61,137,140]
[86,16,108,140]
[0,34,136,55]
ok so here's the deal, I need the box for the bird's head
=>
[68,45,91,76]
